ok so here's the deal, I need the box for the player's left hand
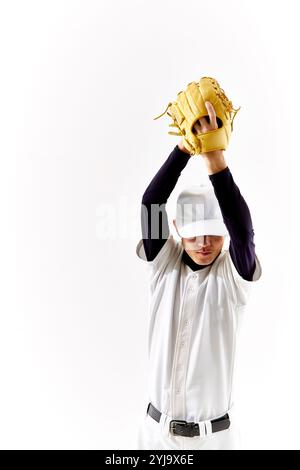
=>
[193,101,218,134]
[178,101,222,157]
[193,101,223,158]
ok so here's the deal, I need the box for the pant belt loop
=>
[159,411,170,436]
[204,420,213,436]
[198,421,206,437]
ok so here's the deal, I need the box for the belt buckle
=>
[170,419,198,437]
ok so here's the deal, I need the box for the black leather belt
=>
[147,402,230,438]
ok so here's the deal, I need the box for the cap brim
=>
[177,220,228,238]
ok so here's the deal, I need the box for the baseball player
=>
[135,97,262,450]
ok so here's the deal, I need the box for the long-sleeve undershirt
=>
[141,145,256,281]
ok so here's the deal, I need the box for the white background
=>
[0,0,299,450]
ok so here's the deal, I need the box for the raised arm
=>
[141,146,191,261]
[208,166,256,281]
[180,101,256,281]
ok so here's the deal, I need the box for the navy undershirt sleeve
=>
[140,146,257,281]
[141,145,191,261]
[209,167,257,281]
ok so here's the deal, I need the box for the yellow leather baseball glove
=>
[153,77,241,156]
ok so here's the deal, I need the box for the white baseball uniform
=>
[135,234,262,450]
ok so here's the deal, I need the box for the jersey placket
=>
[171,272,199,418]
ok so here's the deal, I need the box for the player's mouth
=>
[196,251,212,256]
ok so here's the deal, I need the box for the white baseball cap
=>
[175,184,228,238]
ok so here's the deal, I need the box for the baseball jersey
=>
[136,145,262,424]
[136,234,261,423]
